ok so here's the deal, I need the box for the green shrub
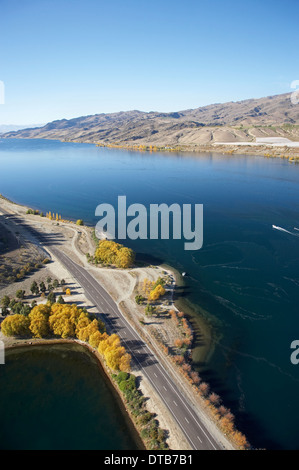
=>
[135,294,144,305]
[116,371,129,383]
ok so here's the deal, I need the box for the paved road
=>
[49,246,223,451]
[0,208,223,450]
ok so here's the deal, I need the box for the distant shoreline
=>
[1,135,299,163]
[94,140,299,163]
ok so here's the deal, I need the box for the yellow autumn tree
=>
[119,352,131,372]
[76,318,102,342]
[49,303,84,338]
[94,240,135,268]
[220,415,235,434]
[28,304,51,338]
[1,314,30,337]
[98,333,121,355]
[105,346,126,370]
[97,333,131,371]
[116,247,135,268]
[232,431,250,449]
[148,284,166,301]
[89,331,108,348]
[95,240,120,265]
[75,312,91,335]
[142,278,154,298]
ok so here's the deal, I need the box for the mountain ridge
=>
[2,92,299,147]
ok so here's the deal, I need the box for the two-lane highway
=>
[0,206,223,450]
[49,245,223,450]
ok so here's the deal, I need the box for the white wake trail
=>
[272,225,299,236]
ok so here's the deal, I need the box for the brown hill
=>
[2,92,299,146]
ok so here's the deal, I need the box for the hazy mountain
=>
[2,93,299,146]
[0,124,45,134]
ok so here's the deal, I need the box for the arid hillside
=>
[2,92,299,147]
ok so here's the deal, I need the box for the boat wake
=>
[272,225,299,237]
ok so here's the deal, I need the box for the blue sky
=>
[0,0,298,124]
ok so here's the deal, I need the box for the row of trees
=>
[94,240,135,269]
[30,277,67,296]
[114,371,168,450]
[169,351,249,448]
[1,302,131,372]
[143,305,249,449]
[170,310,193,350]
[26,209,41,215]
[96,142,185,153]
[30,277,64,295]
[26,207,85,226]
[156,310,250,449]
[96,142,161,152]
[26,208,57,219]
[0,277,69,316]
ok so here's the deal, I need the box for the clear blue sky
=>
[0,0,298,124]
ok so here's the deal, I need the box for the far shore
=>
[2,135,299,163]
[93,139,299,163]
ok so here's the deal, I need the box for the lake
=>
[0,344,142,450]
[0,138,298,449]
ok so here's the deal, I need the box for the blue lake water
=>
[0,138,299,449]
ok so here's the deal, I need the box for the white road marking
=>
[52,249,218,450]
